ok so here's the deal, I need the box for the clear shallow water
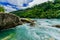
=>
[0,19,60,40]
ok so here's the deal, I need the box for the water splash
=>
[16,23,60,40]
[0,19,60,40]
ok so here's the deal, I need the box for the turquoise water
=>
[0,19,60,40]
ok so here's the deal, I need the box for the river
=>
[0,19,60,40]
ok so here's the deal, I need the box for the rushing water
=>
[0,19,60,40]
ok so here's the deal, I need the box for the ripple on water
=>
[0,19,60,40]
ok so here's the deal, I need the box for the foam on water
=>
[16,24,60,40]
[0,19,60,40]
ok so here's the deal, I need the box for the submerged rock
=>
[0,13,35,30]
[52,25,60,28]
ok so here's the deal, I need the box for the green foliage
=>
[11,0,60,18]
[0,6,5,12]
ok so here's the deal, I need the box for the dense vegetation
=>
[11,0,60,18]
[0,6,5,12]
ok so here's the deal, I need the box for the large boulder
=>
[0,13,35,30]
[0,13,23,30]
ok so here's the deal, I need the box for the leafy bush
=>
[0,6,5,12]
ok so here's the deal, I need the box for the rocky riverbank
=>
[0,13,35,30]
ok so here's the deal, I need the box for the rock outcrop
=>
[0,13,23,30]
[0,13,35,30]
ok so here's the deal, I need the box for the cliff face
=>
[0,13,22,30]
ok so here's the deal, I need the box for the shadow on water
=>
[0,28,16,40]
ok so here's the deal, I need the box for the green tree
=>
[0,6,5,12]
[11,0,60,18]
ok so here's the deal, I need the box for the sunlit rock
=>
[0,12,22,30]
[0,13,35,30]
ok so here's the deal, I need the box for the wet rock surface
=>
[0,13,22,30]
[0,13,35,30]
[52,25,60,28]
[21,18,35,26]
